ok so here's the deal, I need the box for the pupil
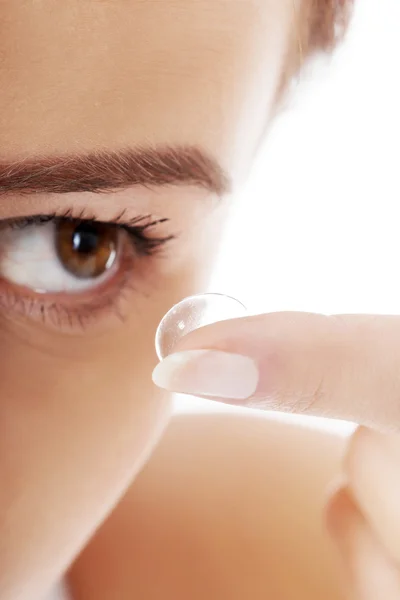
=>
[72,224,99,255]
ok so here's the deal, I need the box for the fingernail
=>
[152,349,259,400]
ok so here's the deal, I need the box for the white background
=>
[175,0,400,434]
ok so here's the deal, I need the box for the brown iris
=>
[55,220,118,279]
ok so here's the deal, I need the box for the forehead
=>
[0,1,293,174]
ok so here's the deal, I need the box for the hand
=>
[152,311,400,599]
[152,311,400,429]
[327,428,400,599]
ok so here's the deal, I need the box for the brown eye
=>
[55,220,118,279]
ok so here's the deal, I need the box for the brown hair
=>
[275,0,354,104]
[302,0,353,56]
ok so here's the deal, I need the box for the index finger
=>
[152,312,400,431]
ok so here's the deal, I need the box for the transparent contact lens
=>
[155,293,246,360]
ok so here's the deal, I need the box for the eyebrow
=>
[0,145,231,197]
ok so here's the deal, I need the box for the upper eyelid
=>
[0,212,177,257]
[0,210,171,231]
[0,176,210,235]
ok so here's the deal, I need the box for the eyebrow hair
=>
[0,145,231,197]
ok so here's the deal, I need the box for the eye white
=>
[0,221,119,293]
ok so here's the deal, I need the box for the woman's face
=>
[0,0,297,500]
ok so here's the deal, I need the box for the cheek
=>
[0,311,173,588]
[0,309,172,511]
[0,262,209,468]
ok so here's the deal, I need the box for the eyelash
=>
[0,208,176,331]
[3,208,174,256]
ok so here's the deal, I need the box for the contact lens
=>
[155,293,246,360]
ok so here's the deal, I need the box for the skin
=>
[0,0,364,599]
[70,412,347,600]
